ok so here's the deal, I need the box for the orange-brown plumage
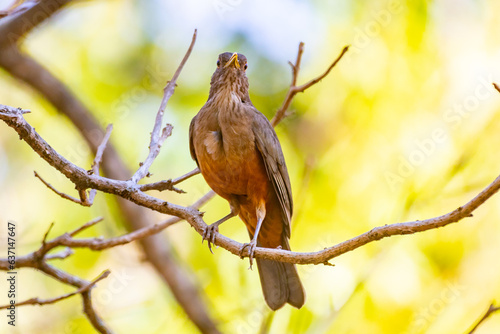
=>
[189,52,305,310]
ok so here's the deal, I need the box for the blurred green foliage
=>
[1,0,500,333]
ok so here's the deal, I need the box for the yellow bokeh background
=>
[1,0,500,333]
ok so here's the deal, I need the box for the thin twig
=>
[91,124,113,174]
[41,222,55,245]
[69,216,104,237]
[271,44,349,126]
[289,42,304,87]
[0,217,114,333]
[138,180,185,193]
[295,45,349,92]
[45,247,74,261]
[131,29,198,184]
[0,270,110,309]
[53,192,214,251]
[82,289,113,334]
[87,124,113,203]
[34,171,83,204]
[173,167,201,184]
[3,195,210,276]
[468,303,500,334]
[139,167,200,193]
[40,263,114,334]
[33,125,112,207]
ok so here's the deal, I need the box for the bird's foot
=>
[239,240,257,269]
[202,223,219,254]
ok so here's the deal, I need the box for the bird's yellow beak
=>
[224,52,240,69]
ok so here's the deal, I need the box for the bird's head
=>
[208,52,250,102]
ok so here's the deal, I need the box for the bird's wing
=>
[252,110,293,238]
[189,116,199,167]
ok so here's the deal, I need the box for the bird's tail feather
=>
[255,238,305,310]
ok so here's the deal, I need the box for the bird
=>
[189,52,305,310]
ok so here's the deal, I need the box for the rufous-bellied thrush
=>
[189,52,305,310]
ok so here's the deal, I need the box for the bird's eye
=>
[217,60,221,68]
[244,64,248,70]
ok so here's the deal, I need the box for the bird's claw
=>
[202,224,219,254]
[239,241,257,269]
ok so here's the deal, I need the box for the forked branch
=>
[271,44,349,126]
[130,30,197,184]
[34,124,113,206]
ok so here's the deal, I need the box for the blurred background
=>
[1,0,500,333]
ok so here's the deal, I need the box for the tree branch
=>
[271,44,349,126]
[0,270,110,309]
[87,124,113,203]
[33,124,113,206]
[0,217,102,271]
[81,289,113,334]
[22,192,214,254]
[40,263,113,334]
[2,103,500,266]
[2,14,498,329]
[130,29,197,184]
[80,193,208,249]
[0,0,72,48]
[139,167,200,193]
[45,247,74,261]
[34,170,83,204]
[70,191,215,250]
[468,303,500,334]
[0,215,114,333]
[69,216,104,236]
